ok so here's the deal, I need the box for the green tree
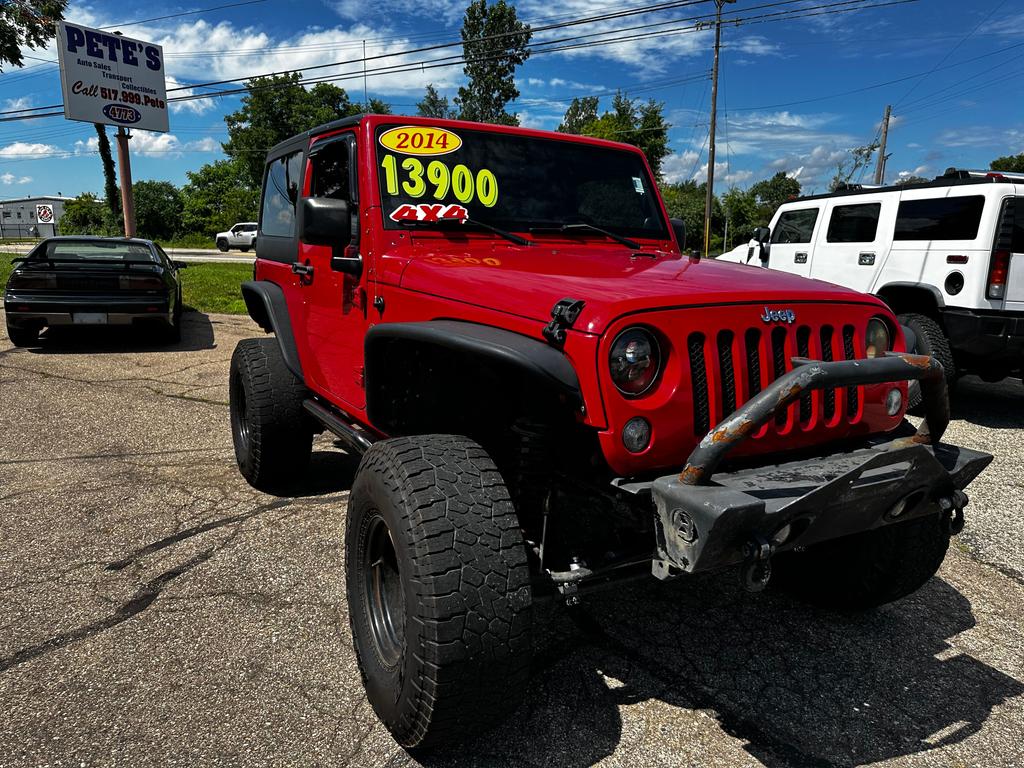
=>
[990,153,1024,173]
[223,73,387,189]
[558,92,671,177]
[94,124,120,220]
[749,171,801,217]
[0,0,66,71]
[180,160,259,238]
[895,175,929,186]
[133,180,183,241]
[557,97,598,134]
[417,84,455,119]
[660,180,723,253]
[58,193,109,235]
[830,142,879,191]
[455,0,531,126]
[720,187,760,249]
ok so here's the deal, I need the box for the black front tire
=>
[7,324,39,348]
[774,512,950,611]
[217,239,229,252]
[346,435,532,750]
[229,337,313,490]
[899,313,955,412]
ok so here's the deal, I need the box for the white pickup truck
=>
[215,222,258,252]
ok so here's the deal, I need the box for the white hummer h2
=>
[720,169,1024,398]
[215,222,258,252]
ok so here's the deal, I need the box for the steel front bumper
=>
[640,353,992,579]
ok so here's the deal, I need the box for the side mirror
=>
[753,226,771,244]
[669,217,686,250]
[752,226,771,265]
[172,260,189,270]
[300,197,351,246]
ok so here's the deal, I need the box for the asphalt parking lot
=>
[2,309,1023,768]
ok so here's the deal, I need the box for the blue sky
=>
[1,0,1022,199]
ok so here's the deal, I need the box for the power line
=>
[102,1,269,29]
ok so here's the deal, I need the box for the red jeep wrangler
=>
[229,115,990,748]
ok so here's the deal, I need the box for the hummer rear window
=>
[374,124,668,240]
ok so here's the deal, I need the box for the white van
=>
[719,169,1024,393]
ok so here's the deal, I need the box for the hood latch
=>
[543,298,585,347]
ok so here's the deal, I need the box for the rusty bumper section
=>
[645,353,992,579]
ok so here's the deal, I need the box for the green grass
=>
[1,252,251,315]
[181,262,251,314]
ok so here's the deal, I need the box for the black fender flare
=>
[364,320,582,428]
[240,280,304,380]
[874,282,946,312]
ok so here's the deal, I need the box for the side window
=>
[1014,198,1024,253]
[826,203,881,243]
[894,196,985,240]
[261,151,303,237]
[771,208,819,244]
[310,139,352,201]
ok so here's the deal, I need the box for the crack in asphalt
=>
[0,547,217,675]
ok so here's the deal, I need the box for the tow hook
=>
[939,489,969,536]
[740,535,774,593]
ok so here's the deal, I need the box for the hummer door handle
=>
[291,262,314,276]
[795,252,808,264]
[858,253,876,266]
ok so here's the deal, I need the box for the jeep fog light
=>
[622,417,651,453]
[865,318,891,358]
[610,327,661,396]
[886,387,903,416]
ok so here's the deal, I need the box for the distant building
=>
[0,195,70,238]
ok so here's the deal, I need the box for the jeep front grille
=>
[688,322,863,437]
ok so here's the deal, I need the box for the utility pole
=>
[874,104,892,185]
[115,126,136,238]
[703,0,735,258]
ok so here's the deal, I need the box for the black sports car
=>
[4,237,187,347]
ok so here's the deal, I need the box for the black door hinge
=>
[542,298,585,347]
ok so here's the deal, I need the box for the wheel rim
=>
[362,513,406,667]
[231,372,250,452]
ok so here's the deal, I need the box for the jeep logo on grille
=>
[761,307,796,324]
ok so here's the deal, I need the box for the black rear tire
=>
[346,435,532,749]
[7,324,39,348]
[229,337,313,491]
[773,512,950,611]
[898,313,955,413]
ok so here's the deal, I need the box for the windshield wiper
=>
[529,222,641,251]
[396,217,533,246]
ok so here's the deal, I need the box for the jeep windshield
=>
[374,123,669,241]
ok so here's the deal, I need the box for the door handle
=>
[858,252,876,266]
[795,252,808,264]
[291,262,314,276]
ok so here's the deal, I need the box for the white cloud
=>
[184,137,221,152]
[0,142,61,158]
[1,173,32,184]
[733,36,782,56]
[166,76,215,115]
[2,96,34,112]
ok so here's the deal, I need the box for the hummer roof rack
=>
[938,168,1024,183]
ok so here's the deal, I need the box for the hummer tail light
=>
[987,249,1009,300]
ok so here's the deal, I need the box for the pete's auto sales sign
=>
[56,21,169,133]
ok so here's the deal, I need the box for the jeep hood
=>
[394,243,883,334]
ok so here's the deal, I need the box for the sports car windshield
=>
[375,124,669,240]
[30,241,157,263]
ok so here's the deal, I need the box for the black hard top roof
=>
[267,115,363,159]
[37,236,156,245]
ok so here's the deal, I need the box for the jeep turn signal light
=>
[987,249,1010,300]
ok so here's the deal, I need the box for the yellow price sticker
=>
[381,156,499,208]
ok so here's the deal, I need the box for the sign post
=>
[55,21,169,238]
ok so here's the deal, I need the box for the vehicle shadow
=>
[429,573,1023,768]
[263,441,361,498]
[951,376,1024,429]
[25,310,216,354]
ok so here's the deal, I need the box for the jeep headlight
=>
[609,327,661,396]
[865,318,891,359]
